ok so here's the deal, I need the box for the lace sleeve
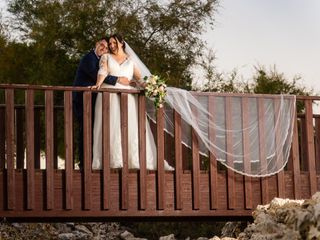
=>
[98,54,108,77]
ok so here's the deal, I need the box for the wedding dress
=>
[91,43,295,177]
[92,53,174,170]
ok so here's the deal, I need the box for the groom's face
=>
[95,40,108,57]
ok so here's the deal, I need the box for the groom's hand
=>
[117,77,130,85]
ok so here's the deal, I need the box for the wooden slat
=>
[274,98,285,198]
[242,97,252,209]
[315,118,320,173]
[191,104,200,210]
[225,97,235,209]
[0,106,5,169]
[300,118,308,171]
[156,107,165,210]
[208,96,218,210]
[45,90,54,209]
[34,109,41,169]
[102,92,110,210]
[83,91,92,210]
[26,89,35,210]
[5,89,15,209]
[174,110,183,210]
[258,98,269,204]
[138,95,147,210]
[291,112,301,199]
[305,99,317,195]
[64,91,73,210]
[16,108,24,169]
[120,93,129,210]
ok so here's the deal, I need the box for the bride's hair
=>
[108,33,126,52]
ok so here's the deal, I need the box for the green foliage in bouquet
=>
[144,75,167,109]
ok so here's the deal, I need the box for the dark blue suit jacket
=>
[73,50,117,120]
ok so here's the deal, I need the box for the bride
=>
[92,34,174,170]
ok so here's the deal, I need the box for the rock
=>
[58,233,75,240]
[159,234,176,240]
[120,230,135,239]
[196,237,208,240]
[75,224,93,236]
[209,237,221,240]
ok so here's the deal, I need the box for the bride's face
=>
[109,37,123,54]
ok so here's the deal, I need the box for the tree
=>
[7,0,219,89]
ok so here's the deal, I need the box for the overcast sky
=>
[204,0,320,93]
[1,0,320,93]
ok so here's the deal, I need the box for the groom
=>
[73,37,130,169]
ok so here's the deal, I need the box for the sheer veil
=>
[125,42,296,177]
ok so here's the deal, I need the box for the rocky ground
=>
[1,192,320,239]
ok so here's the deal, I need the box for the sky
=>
[1,0,320,93]
[204,0,320,93]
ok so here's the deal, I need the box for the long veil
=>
[125,42,296,177]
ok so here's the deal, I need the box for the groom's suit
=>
[73,50,117,168]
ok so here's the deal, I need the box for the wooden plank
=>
[258,98,269,204]
[26,89,35,210]
[156,107,165,210]
[315,117,320,173]
[120,93,129,210]
[64,91,73,210]
[274,98,285,198]
[138,95,147,210]
[174,110,183,210]
[191,104,200,210]
[16,108,24,169]
[83,91,92,210]
[242,97,252,209]
[300,118,308,171]
[5,89,15,209]
[0,106,5,169]
[305,99,317,195]
[45,90,54,209]
[34,108,41,169]
[102,92,110,210]
[291,111,301,199]
[225,96,235,209]
[208,96,218,210]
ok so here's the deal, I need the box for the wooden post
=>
[305,99,317,195]
[45,90,54,209]
[208,96,218,210]
[138,95,147,210]
[64,91,73,210]
[26,89,35,210]
[258,98,269,204]
[156,107,165,210]
[291,111,301,199]
[242,97,252,209]
[5,89,15,210]
[174,110,183,210]
[274,98,285,198]
[225,97,235,209]
[102,92,110,210]
[83,91,92,210]
[120,93,129,210]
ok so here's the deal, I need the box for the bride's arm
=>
[132,65,146,88]
[93,55,109,89]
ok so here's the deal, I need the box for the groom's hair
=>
[108,33,126,51]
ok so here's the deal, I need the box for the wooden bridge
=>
[0,84,319,220]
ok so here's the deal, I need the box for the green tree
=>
[7,0,219,89]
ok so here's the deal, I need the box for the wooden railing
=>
[0,84,319,220]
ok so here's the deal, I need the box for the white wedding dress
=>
[92,53,174,170]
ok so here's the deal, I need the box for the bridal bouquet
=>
[144,75,167,109]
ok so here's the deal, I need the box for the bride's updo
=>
[108,33,126,52]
